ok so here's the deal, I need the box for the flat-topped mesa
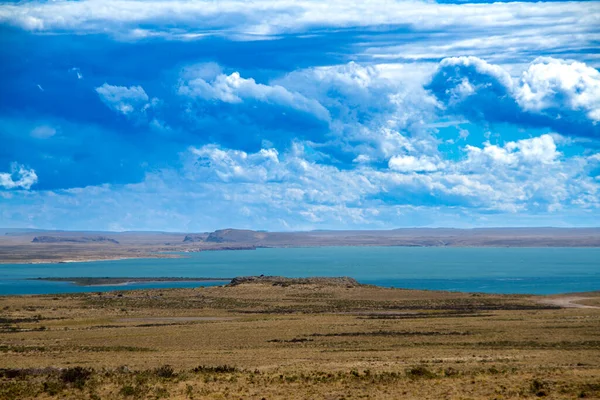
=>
[228,276,360,287]
[31,236,119,244]
[183,234,207,243]
[205,229,268,243]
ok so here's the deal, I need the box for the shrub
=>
[155,386,169,398]
[43,380,65,396]
[60,367,92,389]
[530,379,548,397]
[405,366,435,379]
[119,385,136,396]
[154,365,175,379]
[193,365,237,374]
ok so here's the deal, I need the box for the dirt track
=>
[537,296,600,309]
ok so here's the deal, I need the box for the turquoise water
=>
[1,247,599,295]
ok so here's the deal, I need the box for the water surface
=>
[1,247,599,295]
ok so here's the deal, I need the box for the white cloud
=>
[2,50,600,229]
[0,163,38,190]
[182,132,595,219]
[353,154,371,164]
[509,135,560,164]
[2,133,599,230]
[388,155,440,172]
[30,125,56,139]
[465,143,517,166]
[71,67,83,80]
[95,83,151,116]
[0,0,595,38]
[189,145,282,183]
[465,134,560,167]
[516,57,600,122]
[428,56,600,138]
[1,0,597,68]
[275,62,439,163]
[179,69,330,121]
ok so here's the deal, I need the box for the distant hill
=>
[32,236,119,244]
[184,227,600,248]
[183,234,208,243]
[2,227,599,264]
[205,229,269,243]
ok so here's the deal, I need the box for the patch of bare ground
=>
[538,296,600,309]
[1,279,599,399]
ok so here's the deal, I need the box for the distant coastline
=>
[2,227,600,264]
[29,277,232,286]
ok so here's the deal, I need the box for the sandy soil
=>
[537,296,600,309]
[116,317,239,323]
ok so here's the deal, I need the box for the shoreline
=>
[0,254,181,265]
[28,277,232,286]
[1,275,598,298]
[3,244,600,265]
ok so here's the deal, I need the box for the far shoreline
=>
[28,277,233,286]
[0,254,183,265]
[3,244,600,265]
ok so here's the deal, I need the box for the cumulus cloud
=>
[275,62,438,163]
[180,132,597,218]
[427,57,600,139]
[276,62,432,124]
[1,0,599,231]
[2,132,599,229]
[186,143,376,206]
[0,163,38,190]
[388,155,440,172]
[516,57,600,122]
[179,69,330,121]
[190,145,282,183]
[465,134,560,167]
[95,83,153,116]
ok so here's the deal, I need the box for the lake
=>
[1,247,599,295]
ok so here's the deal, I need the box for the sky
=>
[0,0,599,232]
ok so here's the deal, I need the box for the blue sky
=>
[0,0,599,231]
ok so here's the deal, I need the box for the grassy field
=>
[1,278,599,399]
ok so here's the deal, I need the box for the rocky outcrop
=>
[32,236,119,244]
[228,276,360,287]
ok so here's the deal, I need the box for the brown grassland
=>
[1,278,599,399]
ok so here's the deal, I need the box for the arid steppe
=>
[1,277,599,399]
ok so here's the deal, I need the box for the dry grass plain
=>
[1,278,599,399]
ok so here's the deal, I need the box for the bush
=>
[60,367,92,389]
[530,379,548,397]
[405,366,435,379]
[154,365,175,379]
[43,380,65,396]
[119,385,136,397]
[193,365,237,374]
[155,386,169,398]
